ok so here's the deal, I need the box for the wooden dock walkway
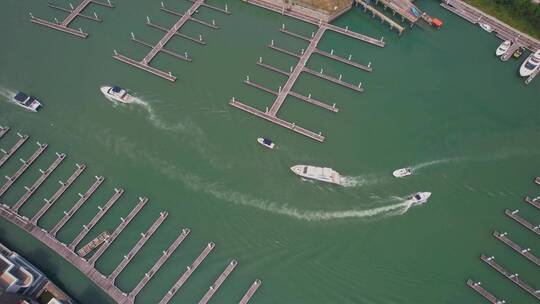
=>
[198,260,238,304]
[114,0,229,81]
[12,153,66,212]
[239,279,262,304]
[127,229,190,302]
[505,209,540,236]
[108,212,168,283]
[31,164,86,224]
[303,67,363,92]
[481,254,540,301]
[0,126,9,139]
[69,188,124,250]
[466,279,504,304]
[30,0,114,38]
[49,176,105,237]
[159,242,216,304]
[525,196,540,210]
[0,143,47,198]
[314,49,372,72]
[356,0,405,35]
[0,133,29,169]
[493,231,540,267]
[77,231,110,257]
[87,197,148,266]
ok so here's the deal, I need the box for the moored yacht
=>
[291,165,341,185]
[479,23,493,33]
[405,192,431,207]
[257,138,275,149]
[495,40,511,57]
[12,92,42,112]
[100,85,134,103]
[519,50,540,77]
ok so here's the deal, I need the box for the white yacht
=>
[100,86,134,103]
[12,92,42,112]
[405,192,431,207]
[495,40,511,57]
[257,138,275,149]
[291,165,341,185]
[393,167,413,178]
[519,50,540,77]
[479,23,493,33]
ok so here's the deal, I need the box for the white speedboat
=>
[479,23,493,33]
[393,167,413,178]
[291,165,341,185]
[12,92,42,112]
[405,192,431,207]
[519,50,540,77]
[257,138,275,149]
[100,86,134,103]
[495,40,511,56]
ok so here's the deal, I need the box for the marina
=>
[159,242,216,304]
[114,0,229,81]
[0,142,47,198]
[11,152,66,212]
[31,164,86,224]
[49,176,105,237]
[87,197,148,266]
[108,212,168,283]
[30,0,114,38]
[0,133,28,169]
[481,254,540,301]
[239,279,262,304]
[198,259,238,304]
[230,11,382,142]
[505,209,540,236]
[466,279,504,304]
[493,231,540,267]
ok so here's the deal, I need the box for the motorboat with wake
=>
[100,85,134,103]
[393,167,413,178]
[519,50,540,77]
[291,165,341,185]
[12,92,42,112]
[257,138,275,149]
[405,192,431,207]
[495,40,511,57]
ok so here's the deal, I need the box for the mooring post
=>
[184,51,188,59]
[265,106,269,113]
[29,12,34,19]
[358,82,362,88]
[290,66,293,73]
[79,28,83,33]
[301,48,304,55]
[348,54,352,60]
[70,3,74,9]
[146,16,150,24]
[308,93,311,99]
[270,39,274,47]
[320,68,324,74]
[259,57,262,63]
[212,20,216,26]
[161,1,165,8]
[232,97,236,102]
[108,0,112,6]
[339,74,342,80]
[131,32,135,39]
[54,17,59,24]
[114,49,118,56]
[225,4,228,13]
[246,75,250,82]
[94,12,99,20]
[368,62,372,68]
[381,36,384,43]
[278,86,282,93]
[282,23,285,30]
[199,34,202,41]
[330,49,334,55]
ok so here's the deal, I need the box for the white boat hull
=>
[291,165,342,185]
[405,192,431,207]
[393,168,412,178]
[100,86,133,104]
[519,50,540,77]
[479,23,493,33]
[257,138,274,149]
[495,40,511,57]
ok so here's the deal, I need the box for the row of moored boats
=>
[495,40,540,77]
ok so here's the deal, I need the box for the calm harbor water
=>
[1,0,539,303]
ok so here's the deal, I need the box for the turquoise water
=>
[0,0,539,303]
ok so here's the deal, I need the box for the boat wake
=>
[339,173,390,188]
[130,96,188,132]
[0,87,15,103]
[410,157,463,171]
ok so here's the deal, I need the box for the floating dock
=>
[198,259,238,304]
[127,229,190,302]
[355,0,405,34]
[239,279,262,304]
[481,254,540,301]
[77,231,110,257]
[30,0,114,38]
[466,279,504,304]
[0,133,29,169]
[159,242,216,304]
[69,188,124,250]
[493,231,540,267]
[114,0,229,81]
[0,126,10,139]
[31,164,86,224]
[108,212,168,283]
[87,197,148,266]
[231,0,383,142]
[11,153,66,212]
[49,176,105,237]
[505,209,540,236]
[0,142,47,198]
[524,196,540,211]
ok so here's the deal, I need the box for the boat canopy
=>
[263,138,273,145]
[111,86,123,93]
[14,92,29,102]
[431,18,443,28]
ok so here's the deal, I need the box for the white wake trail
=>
[130,96,187,132]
